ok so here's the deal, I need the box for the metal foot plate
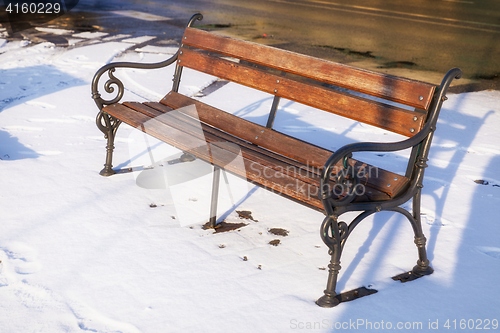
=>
[392,271,424,283]
[392,264,433,283]
[336,286,378,303]
[317,287,378,308]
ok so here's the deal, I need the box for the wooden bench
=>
[91,13,461,307]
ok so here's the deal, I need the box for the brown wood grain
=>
[159,92,410,196]
[161,92,330,167]
[181,28,435,110]
[178,49,426,136]
[102,101,409,201]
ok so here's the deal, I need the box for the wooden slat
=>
[104,103,397,208]
[126,103,331,197]
[117,102,322,185]
[103,103,325,209]
[178,49,425,136]
[181,27,436,110]
[160,93,330,168]
[103,101,410,202]
[142,102,323,181]
[104,103,209,153]
[159,92,411,197]
[132,100,402,201]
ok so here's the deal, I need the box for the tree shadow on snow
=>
[0,65,85,160]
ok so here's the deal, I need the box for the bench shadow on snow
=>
[0,65,85,160]
[325,94,494,327]
[202,93,491,314]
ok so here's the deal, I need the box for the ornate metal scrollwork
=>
[90,13,206,177]
[92,68,125,110]
[338,220,348,244]
[96,110,121,176]
[103,68,125,105]
[317,215,349,307]
[320,216,349,251]
[322,164,360,207]
[96,110,121,138]
[91,65,126,176]
[187,13,203,27]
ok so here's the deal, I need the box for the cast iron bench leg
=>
[411,191,434,276]
[392,191,434,282]
[96,111,121,177]
[316,215,345,307]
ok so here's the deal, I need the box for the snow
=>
[134,45,179,55]
[35,27,75,35]
[1,29,500,333]
[122,36,157,44]
[72,31,110,39]
[111,10,172,22]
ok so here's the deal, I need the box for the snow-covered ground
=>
[1,26,499,333]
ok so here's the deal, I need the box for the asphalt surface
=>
[1,0,499,91]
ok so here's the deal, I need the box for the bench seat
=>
[103,92,411,210]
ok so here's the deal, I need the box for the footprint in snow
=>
[3,125,43,132]
[1,242,42,275]
[25,101,56,109]
[27,118,76,124]
[26,116,94,124]
[476,247,500,260]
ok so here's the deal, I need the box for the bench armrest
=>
[91,54,179,110]
[91,13,204,110]
[321,67,462,207]
[320,130,429,204]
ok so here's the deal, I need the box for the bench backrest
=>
[176,27,436,137]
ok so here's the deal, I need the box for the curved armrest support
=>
[320,130,428,202]
[91,54,179,110]
[91,13,204,110]
[320,67,462,205]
